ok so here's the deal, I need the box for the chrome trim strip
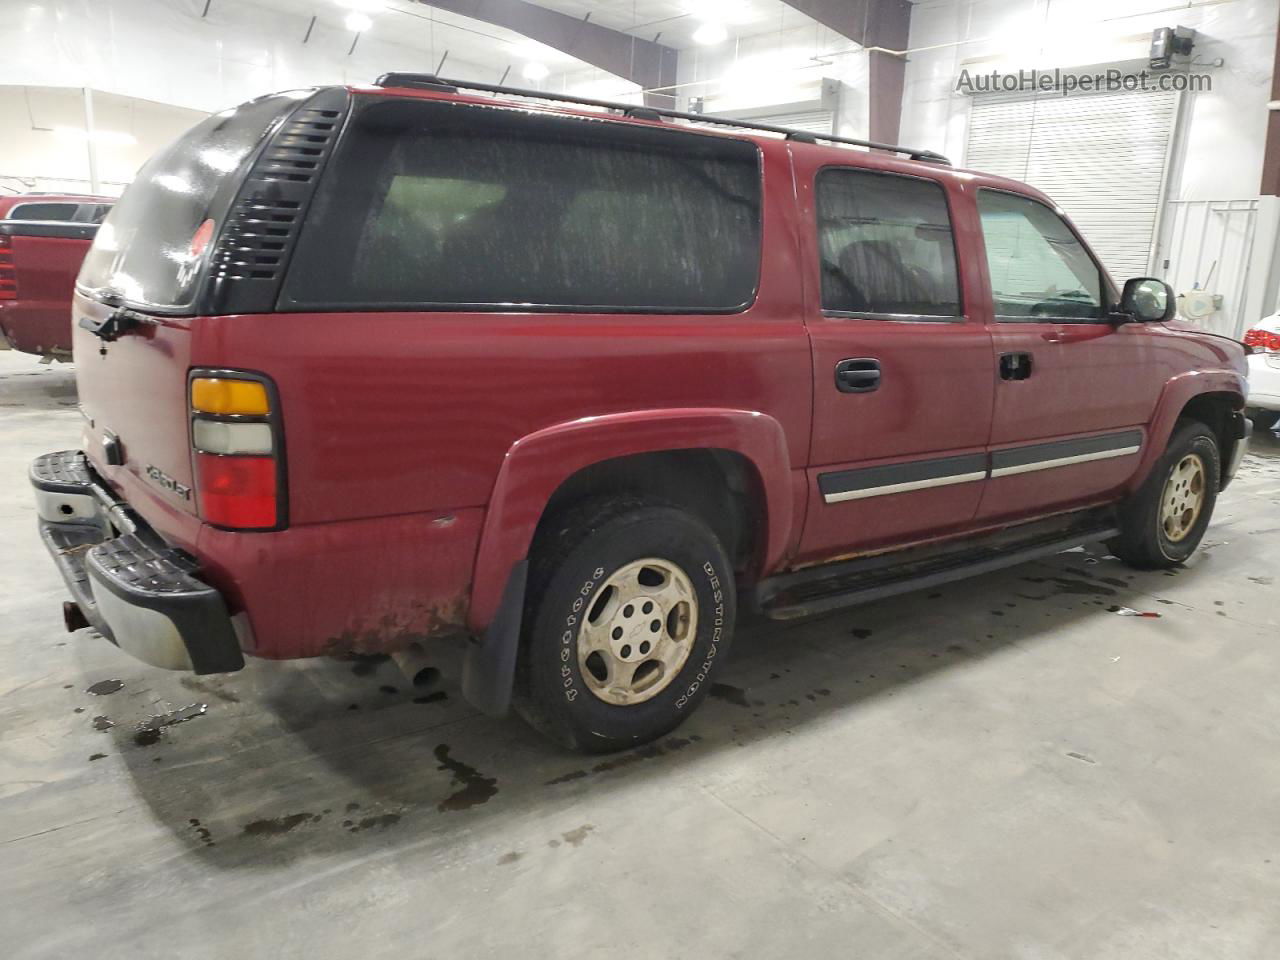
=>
[990,445,1140,478]
[822,470,987,503]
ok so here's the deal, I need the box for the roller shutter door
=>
[965,90,1178,281]
[740,108,834,135]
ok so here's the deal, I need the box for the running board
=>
[756,511,1119,621]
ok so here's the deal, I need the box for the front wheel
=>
[1109,420,1220,569]
[514,497,736,753]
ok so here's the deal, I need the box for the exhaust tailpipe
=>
[391,643,441,689]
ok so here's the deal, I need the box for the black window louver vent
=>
[203,91,349,313]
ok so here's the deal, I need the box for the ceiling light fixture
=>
[345,11,372,32]
[693,22,728,45]
[522,61,549,81]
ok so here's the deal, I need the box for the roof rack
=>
[372,72,951,165]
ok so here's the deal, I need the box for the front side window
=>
[7,202,78,222]
[816,168,961,318]
[977,190,1103,321]
[282,98,762,312]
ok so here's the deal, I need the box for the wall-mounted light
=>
[522,62,549,82]
[692,22,727,46]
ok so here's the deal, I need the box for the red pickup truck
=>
[0,194,113,358]
[31,77,1250,752]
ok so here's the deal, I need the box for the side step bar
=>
[756,511,1119,621]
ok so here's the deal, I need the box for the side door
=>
[794,157,995,565]
[972,188,1157,523]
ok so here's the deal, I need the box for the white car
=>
[1245,313,1280,432]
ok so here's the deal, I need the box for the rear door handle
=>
[835,358,881,393]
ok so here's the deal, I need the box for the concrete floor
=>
[2,348,1279,960]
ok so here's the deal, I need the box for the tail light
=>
[1243,328,1280,353]
[0,234,16,300]
[189,372,284,530]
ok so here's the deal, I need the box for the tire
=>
[514,496,736,753]
[1109,419,1220,569]
[1248,408,1280,432]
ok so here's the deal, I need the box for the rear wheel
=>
[1109,420,1220,569]
[514,497,736,753]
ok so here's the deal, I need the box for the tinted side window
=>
[977,190,1103,321]
[282,98,762,312]
[8,202,78,221]
[816,168,961,317]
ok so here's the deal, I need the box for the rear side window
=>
[817,168,961,318]
[7,202,78,221]
[77,91,310,311]
[282,98,762,312]
[977,189,1103,321]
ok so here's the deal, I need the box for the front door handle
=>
[835,358,881,393]
[999,352,1033,381]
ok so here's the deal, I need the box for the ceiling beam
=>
[413,1,679,106]
[779,0,912,144]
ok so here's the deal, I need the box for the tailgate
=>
[70,90,332,546]
[74,292,202,538]
[0,223,96,354]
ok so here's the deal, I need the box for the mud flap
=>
[461,559,528,717]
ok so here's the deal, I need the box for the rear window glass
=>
[282,98,762,312]
[8,202,78,221]
[78,91,310,310]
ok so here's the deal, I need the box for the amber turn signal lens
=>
[191,378,270,415]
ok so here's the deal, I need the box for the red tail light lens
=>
[189,371,283,530]
[195,454,277,528]
[0,234,16,301]
[1243,328,1280,353]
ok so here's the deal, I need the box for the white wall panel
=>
[900,0,1277,204]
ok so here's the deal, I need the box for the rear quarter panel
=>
[185,137,813,655]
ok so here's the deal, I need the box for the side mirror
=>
[1120,277,1175,323]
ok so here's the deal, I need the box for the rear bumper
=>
[31,450,244,674]
[1246,352,1280,411]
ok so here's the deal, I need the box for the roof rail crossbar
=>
[372,73,951,165]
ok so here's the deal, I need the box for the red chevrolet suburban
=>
[0,194,113,358]
[31,76,1250,752]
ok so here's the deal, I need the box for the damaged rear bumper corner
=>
[31,450,245,674]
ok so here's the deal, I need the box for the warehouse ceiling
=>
[258,0,836,83]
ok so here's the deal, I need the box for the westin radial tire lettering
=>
[515,496,736,753]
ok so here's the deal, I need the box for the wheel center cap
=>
[606,594,664,662]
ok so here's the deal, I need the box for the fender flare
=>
[1129,369,1247,492]
[459,408,796,717]
[467,407,796,634]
